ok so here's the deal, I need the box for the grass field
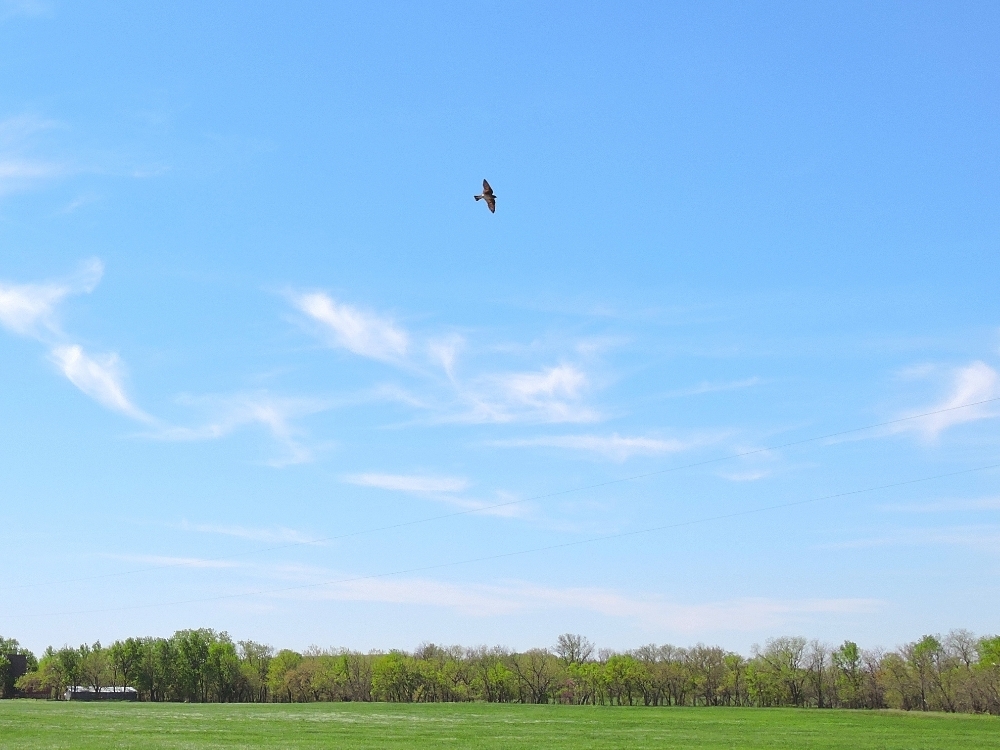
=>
[1,701,999,749]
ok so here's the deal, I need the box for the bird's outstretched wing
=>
[482,179,493,196]
[485,195,496,213]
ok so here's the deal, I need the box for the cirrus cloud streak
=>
[289,291,409,363]
[490,433,698,461]
[894,361,1000,440]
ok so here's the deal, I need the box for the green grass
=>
[1,701,998,749]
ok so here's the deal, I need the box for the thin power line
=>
[4,461,997,620]
[3,394,998,594]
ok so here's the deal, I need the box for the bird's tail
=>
[474,195,482,201]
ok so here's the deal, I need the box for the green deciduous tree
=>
[6,627,1000,714]
[833,641,864,708]
[108,638,144,691]
[509,649,559,704]
[372,651,420,702]
[78,642,111,693]
[238,640,273,703]
[267,649,304,703]
[206,639,243,702]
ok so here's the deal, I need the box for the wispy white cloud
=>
[428,334,463,380]
[293,576,523,615]
[50,344,153,422]
[282,575,879,632]
[459,364,599,424]
[896,361,1000,439]
[289,291,409,363]
[2,264,329,462]
[0,1,52,21]
[104,554,239,570]
[122,552,878,631]
[157,392,330,466]
[490,433,696,461]
[367,383,431,409]
[664,377,764,398]
[176,521,319,545]
[502,364,586,400]
[1,260,156,423]
[0,114,58,144]
[0,159,65,193]
[574,336,628,358]
[284,293,609,425]
[879,497,1000,513]
[0,114,65,195]
[706,439,781,482]
[822,525,1000,552]
[0,258,102,337]
[509,586,879,632]
[719,469,771,482]
[344,472,470,494]
[59,192,100,214]
[0,279,73,337]
[342,472,527,518]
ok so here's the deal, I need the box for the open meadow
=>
[1,701,998,750]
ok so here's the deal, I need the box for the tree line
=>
[4,630,1000,713]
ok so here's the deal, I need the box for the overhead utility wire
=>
[3,394,998,594]
[4,461,997,620]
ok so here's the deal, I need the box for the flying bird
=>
[474,179,496,213]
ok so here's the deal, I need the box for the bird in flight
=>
[474,179,496,213]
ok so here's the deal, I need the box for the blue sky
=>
[2,1,999,655]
